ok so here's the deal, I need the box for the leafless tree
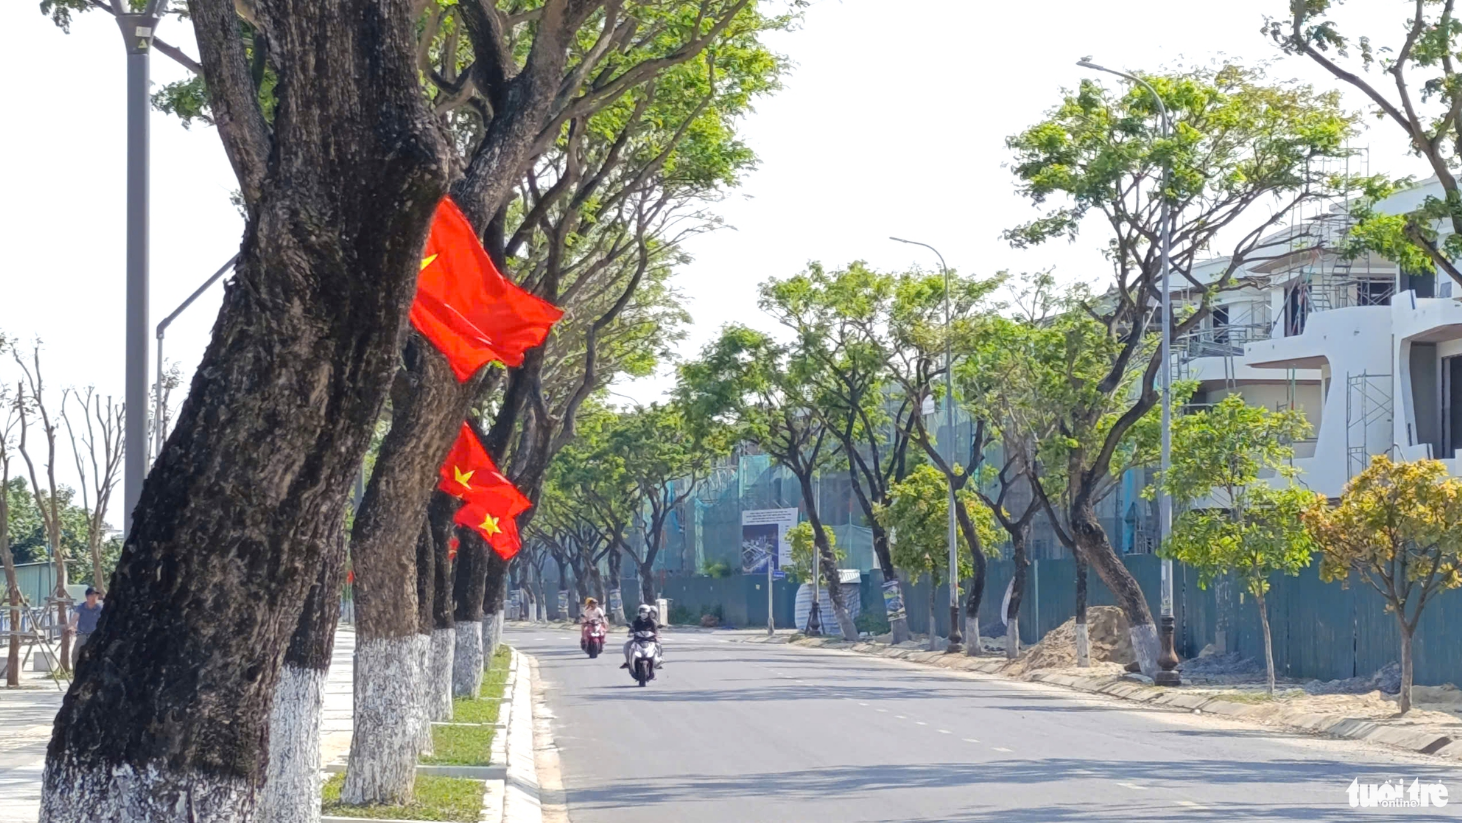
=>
[1,347,22,687]
[13,343,69,671]
[62,387,124,594]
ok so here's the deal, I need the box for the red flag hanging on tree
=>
[411,197,563,380]
[454,502,523,560]
[447,536,460,562]
[439,423,530,560]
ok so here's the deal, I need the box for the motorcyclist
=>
[580,597,607,648]
[621,603,662,669]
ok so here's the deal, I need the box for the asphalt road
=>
[510,627,1462,823]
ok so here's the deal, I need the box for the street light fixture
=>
[890,236,964,654]
[118,0,169,538]
[154,256,238,462]
[1076,58,1182,685]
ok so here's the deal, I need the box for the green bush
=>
[855,610,889,636]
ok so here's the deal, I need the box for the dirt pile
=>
[1002,606,1135,676]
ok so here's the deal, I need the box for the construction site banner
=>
[741,508,798,573]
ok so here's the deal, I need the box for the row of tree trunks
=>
[258,532,349,823]
[481,554,509,665]
[452,530,490,698]
[39,0,449,802]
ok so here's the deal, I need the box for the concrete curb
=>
[479,646,541,823]
[740,635,1462,763]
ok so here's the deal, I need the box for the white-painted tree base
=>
[1130,622,1160,678]
[481,612,500,666]
[414,634,434,757]
[1005,617,1020,660]
[257,664,327,823]
[428,628,454,721]
[1075,622,1091,667]
[964,616,980,656]
[40,758,253,823]
[453,620,484,698]
[341,634,428,806]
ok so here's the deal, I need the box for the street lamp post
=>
[1076,58,1181,685]
[117,0,168,539]
[153,256,238,462]
[890,237,963,654]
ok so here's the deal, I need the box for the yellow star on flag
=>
[479,514,502,536]
[420,254,438,271]
[453,465,475,490]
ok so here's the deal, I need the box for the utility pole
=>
[1077,58,1181,685]
[154,256,238,462]
[891,236,964,653]
[118,0,167,538]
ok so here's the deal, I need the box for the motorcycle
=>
[580,618,606,659]
[629,628,660,686]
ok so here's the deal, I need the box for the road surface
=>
[511,626,1462,822]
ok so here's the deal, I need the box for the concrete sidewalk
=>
[0,628,356,823]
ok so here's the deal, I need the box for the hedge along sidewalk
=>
[323,645,532,823]
[737,634,1462,764]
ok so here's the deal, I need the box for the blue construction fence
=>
[589,555,1462,687]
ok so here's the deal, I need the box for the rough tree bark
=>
[39,0,448,812]
[452,529,489,698]
[606,549,626,623]
[257,532,349,823]
[427,492,456,721]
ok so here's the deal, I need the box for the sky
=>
[0,0,1436,524]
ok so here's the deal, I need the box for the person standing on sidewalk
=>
[68,587,103,668]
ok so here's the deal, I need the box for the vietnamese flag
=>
[455,502,523,560]
[411,197,563,380]
[437,424,531,517]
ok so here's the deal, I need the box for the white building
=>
[1192,177,1462,498]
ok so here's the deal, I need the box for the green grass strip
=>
[423,723,494,766]
[320,773,483,821]
[449,644,513,725]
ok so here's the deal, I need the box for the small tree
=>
[13,344,69,671]
[786,521,843,584]
[61,388,124,595]
[1160,395,1319,693]
[878,465,999,650]
[0,356,21,687]
[1303,456,1462,714]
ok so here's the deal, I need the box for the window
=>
[1212,305,1230,345]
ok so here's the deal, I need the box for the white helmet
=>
[637,604,653,617]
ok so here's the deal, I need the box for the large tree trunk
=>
[258,532,348,823]
[427,492,456,721]
[871,525,912,644]
[953,498,988,657]
[1074,553,1090,668]
[1005,524,1030,661]
[39,1,447,811]
[481,554,508,666]
[451,530,489,698]
[1398,614,1415,715]
[1069,492,1157,676]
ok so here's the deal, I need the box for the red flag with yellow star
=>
[438,423,530,561]
[454,502,522,560]
[411,197,563,380]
